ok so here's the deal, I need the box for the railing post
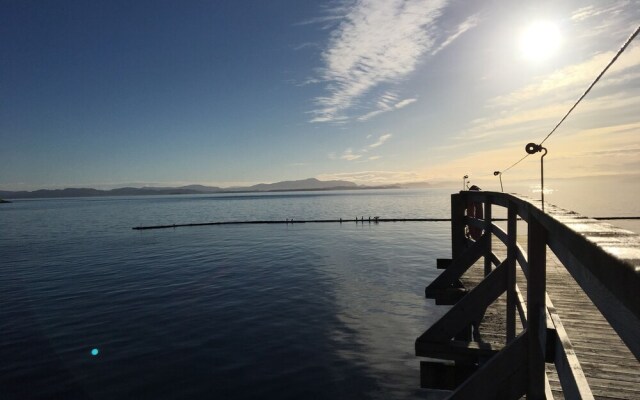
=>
[506,202,517,342]
[527,216,547,399]
[484,197,492,277]
[451,193,466,259]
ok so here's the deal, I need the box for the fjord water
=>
[1,186,638,399]
[1,189,452,399]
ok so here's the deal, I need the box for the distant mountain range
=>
[0,178,421,199]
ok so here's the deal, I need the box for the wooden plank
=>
[546,295,595,399]
[433,287,468,305]
[485,199,493,276]
[416,339,501,363]
[546,238,640,360]
[424,234,487,298]
[507,202,517,342]
[515,283,527,329]
[419,191,640,399]
[417,260,508,345]
[493,223,529,277]
[451,193,466,259]
[448,332,528,400]
[420,360,476,390]
[528,217,548,399]
[437,258,452,269]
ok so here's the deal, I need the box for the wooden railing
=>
[416,191,640,399]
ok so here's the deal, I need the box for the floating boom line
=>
[132,216,640,230]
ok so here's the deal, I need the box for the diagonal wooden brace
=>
[425,234,489,299]
[417,259,508,348]
[447,332,528,400]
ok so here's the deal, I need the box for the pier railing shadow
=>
[416,191,640,399]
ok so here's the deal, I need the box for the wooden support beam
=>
[433,287,468,305]
[527,217,547,400]
[420,360,477,390]
[417,260,508,345]
[451,193,466,260]
[506,202,517,343]
[416,339,501,362]
[484,199,492,277]
[447,332,528,400]
[492,222,529,278]
[437,258,452,269]
[515,284,527,329]
[425,234,487,298]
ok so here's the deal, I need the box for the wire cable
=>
[539,24,640,145]
[501,153,530,173]
[494,24,640,180]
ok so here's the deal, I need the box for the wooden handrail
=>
[418,191,639,398]
[459,191,640,360]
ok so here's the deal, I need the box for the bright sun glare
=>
[520,21,561,61]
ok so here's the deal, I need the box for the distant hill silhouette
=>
[0,178,401,199]
[246,178,357,191]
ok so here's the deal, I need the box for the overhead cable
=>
[494,23,640,180]
[539,23,640,145]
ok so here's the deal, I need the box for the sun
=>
[520,21,561,61]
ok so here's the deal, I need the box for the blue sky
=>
[1,0,639,190]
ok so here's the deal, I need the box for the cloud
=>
[460,92,640,142]
[369,133,392,148]
[431,14,480,55]
[317,170,424,184]
[452,43,640,146]
[309,0,448,123]
[331,133,393,162]
[295,14,345,27]
[431,120,640,181]
[570,1,636,42]
[394,98,417,109]
[571,2,629,22]
[292,42,320,51]
[490,45,640,108]
[340,148,362,161]
[357,93,417,121]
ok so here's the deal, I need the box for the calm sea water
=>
[1,186,637,399]
[1,189,453,400]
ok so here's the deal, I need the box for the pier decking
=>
[416,191,640,399]
[462,249,640,399]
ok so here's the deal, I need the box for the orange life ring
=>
[466,187,483,240]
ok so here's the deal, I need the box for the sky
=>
[1,0,639,190]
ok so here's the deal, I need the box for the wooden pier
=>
[416,191,640,399]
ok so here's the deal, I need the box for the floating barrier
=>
[132,216,639,230]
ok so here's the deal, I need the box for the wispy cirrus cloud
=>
[358,92,417,121]
[490,45,640,108]
[310,0,448,123]
[331,133,394,161]
[570,1,636,42]
[340,148,362,161]
[461,92,640,142]
[369,133,392,148]
[431,14,480,55]
[455,43,640,143]
[317,170,424,184]
[571,2,629,22]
